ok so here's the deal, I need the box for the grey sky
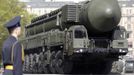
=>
[51,0,85,2]
[20,0,85,3]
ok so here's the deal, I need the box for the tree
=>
[0,0,34,61]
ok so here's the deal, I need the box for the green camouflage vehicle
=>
[22,0,128,74]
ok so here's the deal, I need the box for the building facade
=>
[118,0,134,57]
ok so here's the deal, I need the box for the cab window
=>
[75,28,87,38]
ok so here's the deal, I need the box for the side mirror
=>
[126,31,132,38]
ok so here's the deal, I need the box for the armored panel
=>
[25,0,121,38]
[62,5,80,23]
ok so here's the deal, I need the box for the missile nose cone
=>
[105,8,113,18]
[88,0,121,32]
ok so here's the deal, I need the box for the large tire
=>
[55,51,64,73]
[111,61,124,73]
[101,61,113,74]
[42,52,49,73]
[38,53,44,73]
[32,54,37,73]
[29,54,34,73]
[49,51,56,73]
[55,51,73,74]
[26,55,30,73]
[91,61,113,74]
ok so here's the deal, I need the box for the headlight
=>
[74,49,84,53]
[80,49,83,52]
[75,50,80,53]
[119,49,127,53]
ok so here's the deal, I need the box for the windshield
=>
[75,28,87,38]
[126,62,134,67]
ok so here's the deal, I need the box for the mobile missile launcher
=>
[22,0,128,74]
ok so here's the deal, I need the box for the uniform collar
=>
[10,35,18,41]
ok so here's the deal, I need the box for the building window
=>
[132,4,134,7]
[132,8,134,16]
[44,10,46,13]
[128,42,133,48]
[39,10,41,14]
[127,24,131,30]
[122,4,126,7]
[130,9,132,16]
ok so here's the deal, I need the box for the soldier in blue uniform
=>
[2,16,24,75]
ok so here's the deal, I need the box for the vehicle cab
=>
[66,25,89,55]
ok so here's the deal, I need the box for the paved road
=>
[0,73,134,75]
[0,74,59,75]
[25,74,133,75]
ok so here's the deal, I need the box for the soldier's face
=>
[16,27,21,37]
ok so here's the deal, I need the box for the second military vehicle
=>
[125,58,134,73]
